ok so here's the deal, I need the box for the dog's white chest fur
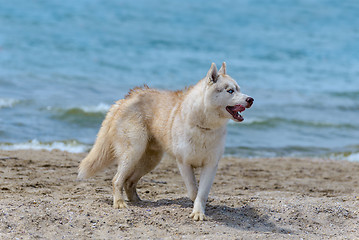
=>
[171,124,226,167]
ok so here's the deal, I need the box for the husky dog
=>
[78,62,253,220]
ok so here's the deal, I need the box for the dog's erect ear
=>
[218,62,226,75]
[207,63,218,83]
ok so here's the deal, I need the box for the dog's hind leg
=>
[124,174,141,202]
[112,128,148,209]
[112,152,146,208]
[124,140,163,202]
[112,170,129,209]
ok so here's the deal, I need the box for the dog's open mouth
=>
[226,105,246,122]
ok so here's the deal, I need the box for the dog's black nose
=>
[246,97,254,106]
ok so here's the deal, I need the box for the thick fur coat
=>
[78,62,253,220]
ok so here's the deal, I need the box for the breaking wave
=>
[48,103,110,127]
[0,98,20,109]
[330,146,359,162]
[74,103,111,113]
[47,103,111,114]
[0,139,90,153]
[347,153,359,161]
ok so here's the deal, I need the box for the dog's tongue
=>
[232,105,246,113]
[226,105,246,122]
[230,105,245,122]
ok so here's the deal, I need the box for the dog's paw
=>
[113,199,128,209]
[190,211,206,221]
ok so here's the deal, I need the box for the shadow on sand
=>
[113,197,292,234]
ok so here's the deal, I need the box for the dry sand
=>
[1,149,359,239]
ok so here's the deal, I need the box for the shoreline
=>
[1,149,359,239]
[0,139,359,162]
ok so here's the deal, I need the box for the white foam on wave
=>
[347,152,359,162]
[80,103,111,113]
[0,98,20,109]
[46,103,111,114]
[0,139,90,153]
[330,151,359,162]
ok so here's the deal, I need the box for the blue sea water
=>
[0,0,358,160]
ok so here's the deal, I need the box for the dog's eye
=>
[227,89,234,94]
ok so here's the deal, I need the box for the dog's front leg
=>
[177,162,198,201]
[190,163,218,221]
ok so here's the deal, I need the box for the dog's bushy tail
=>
[78,107,117,179]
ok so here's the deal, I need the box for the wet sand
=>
[1,149,359,239]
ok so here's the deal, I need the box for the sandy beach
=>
[1,149,358,239]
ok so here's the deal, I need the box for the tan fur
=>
[78,62,253,220]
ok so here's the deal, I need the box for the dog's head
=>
[204,62,253,122]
